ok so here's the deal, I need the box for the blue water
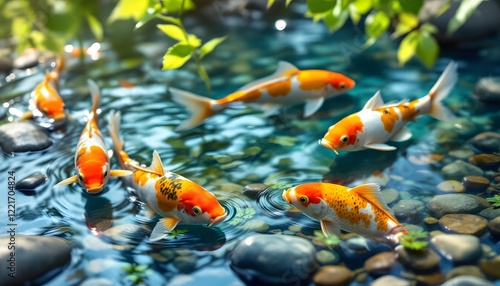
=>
[1,4,500,285]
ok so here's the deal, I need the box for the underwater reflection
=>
[84,196,114,234]
[149,224,226,251]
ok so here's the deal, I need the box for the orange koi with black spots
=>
[55,80,131,193]
[20,57,67,123]
[283,182,407,243]
[107,110,227,241]
[320,61,458,154]
[170,61,355,130]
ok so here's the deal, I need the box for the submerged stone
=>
[462,176,490,191]
[430,234,482,264]
[487,216,500,237]
[364,252,397,275]
[312,265,354,286]
[427,194,486,218]
[242,183,268,198]
[395,245,441,273]
[371,275,412,286]
[441,160,483,180]
[0,235,71,285]
[474,77,500,103]
[0,122,52,153]
[439,214,488,236]
[392,199,425,223]
[479,258,500,279]
[437,180,465,193]
[470,132,500,153]
[230,234,317,285]
[445,265,485,280]
[15,174,47,191]
[441,276,493,286]
[468,154,500,169]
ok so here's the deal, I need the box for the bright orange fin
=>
[349,183,398,222]
[109,170,132,177]
[149,217,180,242]
[55,175,78,187]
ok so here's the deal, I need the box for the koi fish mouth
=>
[208,214,227,227]
[86,186,104,194]
[318,139,339,155]
[282,190,291,204]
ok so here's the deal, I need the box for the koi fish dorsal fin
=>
[349,183,398,222]
[237,61,299,91]
[87,79,100,119]
[148,150,165,176]
[362,91,385,110]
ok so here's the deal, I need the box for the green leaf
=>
[448,0,483,36]
[397,30,419,65]
[198,64,211,91]
[348,4,361,24]
[157,24,186,41]
[391,12,418,38]
[267,0,276,9]
[134,265,149,272]
[416,31,439,68]
[286,0,293,7]
[352,0,372,14]
[135,5,161,29]
[86,13,103,41]
[324,8,349,33]
[108,0,149,23]
[307,0,337,14]
[200,36,227,59]
[30,31,64,53]
[163,0,195,13]
[187,34,201,48]
[162,43,193,70]
[156,15,181,25]
[46,12,81,37]
[399,0,423,15]
[365,11,390,38]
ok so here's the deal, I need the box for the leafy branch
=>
[108,0,226,91]
[269,0,485,68]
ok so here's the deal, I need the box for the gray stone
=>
[15,174,47,190]
[445,265,485,280]
[392,199,425,223]
[470,132,500,153]
[173,255,197,274]
[395,245,441,273]
[474,77,500,103]
[487,216,500,237]
[371,275,412,286]
[312,265,354,286]
[0,56,13,73]
[0,235,71,285]
[381,188,400,205]
[242,183,268,198]
[439,214,488,236]
[479,207,500,219]
[0,122,52,153]
[230,234,317,285]
[427,194,486,218]
[441,160,483,180]
[441,275,493,286]
[430,234,482,264]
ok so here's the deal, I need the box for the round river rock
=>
[439,214,488,236]
[0,122,52,153]
[427,194,486,218]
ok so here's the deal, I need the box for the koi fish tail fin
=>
[169,88,219,131]
[428,61,458,121]
[54,55,64,74]
[86,79,100,122]
[387,225,408,245]
[107,110,130,169]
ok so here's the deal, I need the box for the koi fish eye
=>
[299,196,308,204]
[340,135,349,144]
[339,83,346,90]
[192,206,202,216]
[103,170,108,177]
[78,173,84,182]
[383,109,390,114]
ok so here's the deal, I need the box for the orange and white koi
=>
[55,80,132,193]
[170,61,355,130]
[107,110,227,241]
[282,182,407,243]
[20,57,67,122]
[320,61,458,154]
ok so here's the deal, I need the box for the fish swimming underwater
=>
[320,61,458,154]
[55,80,132,193]
[107,110,227,241]
[170,61,355,130]
[282,182,407,243]
[20,57,67,123]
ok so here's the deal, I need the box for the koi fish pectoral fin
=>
[364,143,397,151]
[149,217,180,242]
[303,97,325,118]
[320,219,342,238]
[390,127,412,142]
[109,170,133,177]
[18,111,34,121]
[54,175,78,187]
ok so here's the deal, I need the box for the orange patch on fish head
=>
[177,184,226,225]
[321,115,364,152]
[77,162,110,193]
[376,107,399,133]
[327,73,355,93]
[290,183,323,207]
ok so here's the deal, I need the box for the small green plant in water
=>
[399,230,429,251]
[168,228,189,239]
[122,263,151,285]
[486,194,500,208]
[313,230,341,250]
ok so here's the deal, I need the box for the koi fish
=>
[55,80,132,193]
[170,61,355,130]
[319,61,458,154]
[282,182,407,243]
[20,57,67,122]
[107,110,227,241]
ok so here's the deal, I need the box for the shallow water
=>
[1,5,500,286]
